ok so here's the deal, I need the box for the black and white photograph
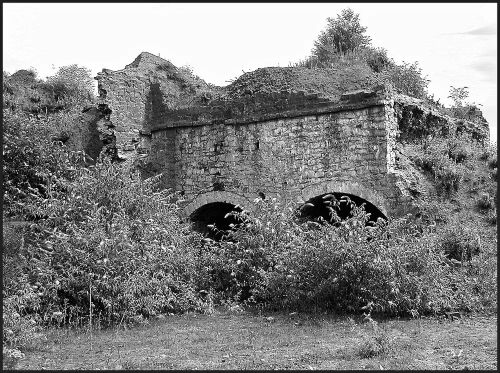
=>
[3,2,497,370]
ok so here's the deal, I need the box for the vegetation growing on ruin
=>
[3,101,496,361]
[291,8,430,101]
[2,8,496,369]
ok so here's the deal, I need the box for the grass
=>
[14,309,497,370]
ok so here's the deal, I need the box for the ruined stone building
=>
[91,52,489,232]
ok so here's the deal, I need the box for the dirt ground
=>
[15,311,496,370]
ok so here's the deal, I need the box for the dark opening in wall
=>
[254,141,260,150]
[97,104,112,120]
[190,202,244,241]
[299,192,386,225]
[98,87,107,100]
[214,141,224,152]
[213,181,225,191]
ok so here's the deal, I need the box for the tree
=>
[312,8,372,66]
[46,64,95,106]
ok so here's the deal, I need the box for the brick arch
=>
[181,191,254,219]
[299,180,389,217]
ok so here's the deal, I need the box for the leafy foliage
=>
[2,109,84,219]
[197,197,494,316]
[5,161,210,328]
[295,8,430,100]
[407,133,487,196]
[440,228,481,262]
[364,47,394,73]
[3,50,495,362]
[3,65,94,115]
[382,61,429,99]
[45,64,94,106]
[312,8,372,66]
[477,193,495,211]
[446,86,476,120]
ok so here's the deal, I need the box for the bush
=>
[45,64,95,107]
[198,197,493,316]
[477,193,495,211]
[3,276,43,349]
[486,209,497,225]
[311,8,372,65]
[364,47,393,73]
[382,61,429,99]
[439,228,481,262]
[412,145,465,196]
[2,109,82,219]
[447,135,474,164]
[409,134,486,196]
[9,161,210,326]
[3,274,45,364]
[3,66,93,114]
[488,157,497,169]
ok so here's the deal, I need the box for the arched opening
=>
[299,192,387,225]
[190,202,244,241]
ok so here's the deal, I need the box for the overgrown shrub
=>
[412,145,465,196]
[486,209,497,225]
[8,161,209,327]
[2,109,85,219]
[382,61,429,99]
[439,228,481,262]
[198,197,494,316]
[364,47,393,73]
[477,193,495,211]
[488,156,497,169]
[3,66,94,114]
[45,64,95,107]
[310,8,372,65]
[408,134,486,196]
[3,275,44,349]
[446,135,474,164]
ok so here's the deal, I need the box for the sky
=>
[3,3,497,141]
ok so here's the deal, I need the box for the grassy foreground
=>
[15,309,496,370]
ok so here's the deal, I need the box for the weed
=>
[488,157,497,169]
[356,316,393,358]
[440,228,480,262]
[486,209,497,225]
[477,193,495,211]
[2,347,25,370]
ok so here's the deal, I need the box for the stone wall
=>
[95,52,489,219]
[95,67,150,161]
[95,52,214,162]
[149,101,408,217]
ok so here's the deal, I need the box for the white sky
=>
[3,3,497,141]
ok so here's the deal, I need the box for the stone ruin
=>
[88,52,489,234]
